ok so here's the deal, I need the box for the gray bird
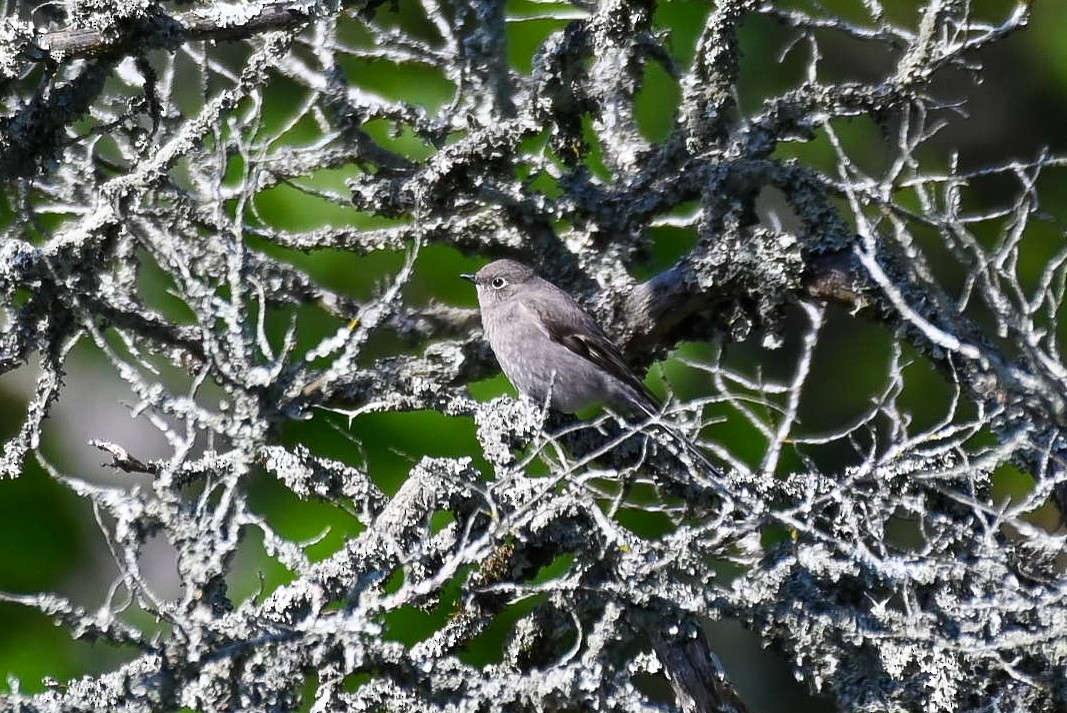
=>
[462,259,718,472]
[461,259,658,416]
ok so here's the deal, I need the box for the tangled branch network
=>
[0,0,1064,711]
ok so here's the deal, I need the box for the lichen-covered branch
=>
[0,0,1064,712]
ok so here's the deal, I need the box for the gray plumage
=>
[462,259,720,475]
[461,259,658,416]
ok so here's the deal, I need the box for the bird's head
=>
[460,259,537,308]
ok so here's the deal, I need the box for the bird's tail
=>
[626,397,723,481]
[656,421,724,481]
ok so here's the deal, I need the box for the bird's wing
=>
[520,293,660,414]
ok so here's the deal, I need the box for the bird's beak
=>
[459,273,476,283]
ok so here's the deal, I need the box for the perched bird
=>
[461,259,658,416]
[462,259,717,471]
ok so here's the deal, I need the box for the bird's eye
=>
[491,277,507,289]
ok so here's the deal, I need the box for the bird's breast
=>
[482,302,610,413]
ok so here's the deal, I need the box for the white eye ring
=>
[491,277,507,289]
